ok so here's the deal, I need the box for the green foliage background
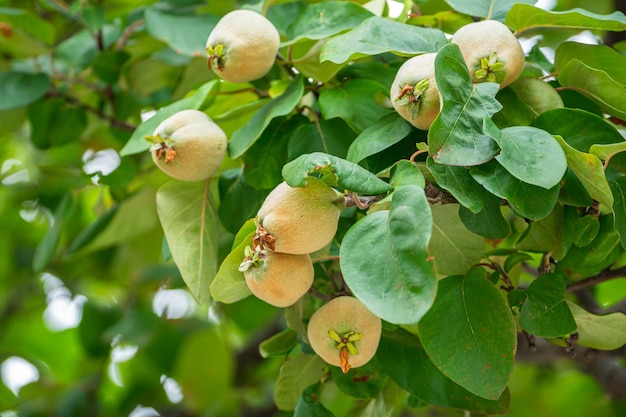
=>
[1,0,626,416]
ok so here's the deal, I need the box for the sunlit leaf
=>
[282,152,393,195]
[320,16,446,64]
[429,44,501,166]
[274,354,326,411]
[346,113,412,163]
[430,203,484,276]
[507,4,626,34]
[445,0,535,21]
[567,301,626,350]
[340,185,437,324]
[609,177,626,249]
[157,181,218,304]
[555,42,626,86]
[229,76,304,158]
[419,270,517,400]
[389,160,425,189]
[508,77,564,117]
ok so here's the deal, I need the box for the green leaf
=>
[429,44,501,166]
[33,194,73,273]
[0,71,51,110]
[339,185,437,324]
[210,220,256,304]
[507,4,626,34]
[274,353,326,411]
[503,252,534,274]
[492,88,535,128]
[508,77,564,117]
[27,98,87,149]
[0,7,55,45]
[555,42,626,86]
[532,108,624,152]
[331,357,388,399]
[570,214,600,248]
[427,158,486,214]
[553,135,614,210]
[318,79,392,133]
[484,120,567,190]
[92,50,130,84]
[346,113,412,163]
[519,273,577,338]
[610,177,626,249]
[459,192,510,239]
[378,329,511,414]
[156,181,218,304]
[445,0,535,21]
[389,160,425,189]
[285,1,373,45]
[290,39,345,83]
[419,270,517,400]
[120,80,221,156]
[65,206,119,256]
[320,16,447,64]
[516,205,565,259]
[145,6,215,56]
[172,328,234,411]
[567,301,626,350]
[259,329,298,358]
[557,59,626,121]
[471,160,560,220]
[294,382,334,417]
[282,152,393,195]
[590,142,626,161]
[229,77,304,159]
[430,203,484,276]
[555,215,622,281]
[288,118,355,160]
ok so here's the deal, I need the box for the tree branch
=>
[566,266,626,292]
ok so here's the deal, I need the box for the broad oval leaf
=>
[320,16,447,64]
[259,329,298,358]
[0,71,51,110]
[507,4,626,34]
[282,152,393,195]
[445,0,536,21]
[610,177,626,250]
[429,44,501,166]
[557,59,626,120]
[378,329,511,414]
[285,1,373,45]
[555,42,626,86]
[470,160,560,220]
[346,113,412,163]
[430,203,484,276]
[508,77,564,117]
[553,135,614,209]
[427,158,486,214]
[339,185,437,324]
[459,192,510,240]
[567,301,626,350]
[519,273,577,338]
[330,357,388,399]
[418,270,517,400]
[209,232,253,304]
[484,120,567,190]
[294,382,334,417]
[230,76,304,159]
[156,180,218,304]
[145,7,215,57]
[120,80,221,156]
[274,353,326,411]
[318,79,392,133]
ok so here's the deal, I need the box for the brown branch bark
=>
[566,266,626,292]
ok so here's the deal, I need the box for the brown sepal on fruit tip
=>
[339,347,351,374]
[156,147,177,164]
[253,223,276,252]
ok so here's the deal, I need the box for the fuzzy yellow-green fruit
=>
[390,53,440,131]
[307,296,382,373]
[451,20,525,88]
[240,248,314,307]
[256,177,344,255]
[206,10,280,83]
[147,110,227,181]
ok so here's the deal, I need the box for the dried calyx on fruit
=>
[238,245,314,308]
[390,53,440,131]
[451,19,525,88]
[146,110,227,181]
[307,296,382,373]
[206,9,280,83]
[255,177,344,255]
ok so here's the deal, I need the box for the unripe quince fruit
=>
[390,53,440,131]
[239,247,314,308]
[256,177,344,255]
[307,296,382,373]
[147,110,227,182]
[451,20,525,88]
[206,10,280,83]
